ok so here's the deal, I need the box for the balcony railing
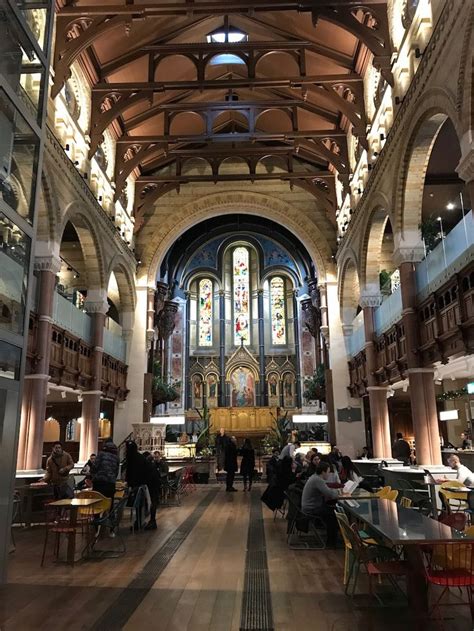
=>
[374,286,403,336]
[52,292,92,342]
[416,210,473,299]
[103,326,126,362]
[348,311,365,356]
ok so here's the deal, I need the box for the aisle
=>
[2,485,473,631]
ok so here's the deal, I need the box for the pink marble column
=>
[79,293,107,462]
[361,297,392,458]
[399,260,441,465]
[17,255,60,471]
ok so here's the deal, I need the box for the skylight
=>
[206,27,248,65]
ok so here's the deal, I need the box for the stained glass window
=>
[198,278,213,346]
[233,247,250,345]
[270,277,286,345]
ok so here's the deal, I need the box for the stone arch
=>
[142,191,333,285]
[394,88,463,238]
[58,204,106,290]
[106,256,136,313]
[359,193,394,292]
[338,253,360,325]
[36,163,61,243]
[185,270,222,292]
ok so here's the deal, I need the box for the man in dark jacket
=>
[392,432,411,463]
[224,436,238,492]
[144,452,162,530]
[266,448,280,486]
[92,439,119,498]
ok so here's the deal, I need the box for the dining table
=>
[339,497,472,614]
[49,498,101,564]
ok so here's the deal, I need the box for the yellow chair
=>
[376,486,392,498]
[385,490,399,502]
[400,496,412,508]
[439,481,468,512]
[336,512,353,585]
[464,525,474,538]
[76,490,112,517]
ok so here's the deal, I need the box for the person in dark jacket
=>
[143,452,161,530]
[216,428,229,472]
[92,440,119,498]
[392,432,411,463]
[125,441,149,531]
[266,448,280,486]
[240,438,255,491]
[224,436,238,492]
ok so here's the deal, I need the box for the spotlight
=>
[446,202,455,210]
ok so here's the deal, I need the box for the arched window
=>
[198,278,213,346]
[270,276,286,345]
[233,246,250,345]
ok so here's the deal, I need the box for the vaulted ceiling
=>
[53,1,392,233]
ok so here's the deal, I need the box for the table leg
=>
[66,506,78,565]
[404,545,429,614]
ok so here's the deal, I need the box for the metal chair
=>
[86,495,128,558]
[41,502,94,566]
[284,491,326,549]
[422,541,474,624]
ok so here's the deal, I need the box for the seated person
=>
[447,454,474,486]
[301,462,343,547]
[319,455,342,487]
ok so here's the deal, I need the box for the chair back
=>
[76,490,112,515]
[438,512,467,531]
[385,490,398,502]
[376,486,392,498]
[335,512,353,550]
[426,542,474,586]
[464,525,474,538]
[400,496,412,508]
[441,480,464,488]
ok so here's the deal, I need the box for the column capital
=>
[359,292,383,308]
[393,245,425,267]
[34,254,61,275]
[84,289,109,315]
[456,148,474,183]
[341,324,353,337]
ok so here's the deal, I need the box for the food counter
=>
[164,442,196,459]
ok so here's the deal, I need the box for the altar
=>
[210,407,278,439]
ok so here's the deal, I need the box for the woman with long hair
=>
[240,438,255,491]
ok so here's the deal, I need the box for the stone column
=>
[307,279,322,368]
[17,253,61,471]
[360,293,392,458]
[79,290,108,462]
[396,249,442,465]
[456,147,474,215]
[292,291,302,407]
[218,290,226,407]
[257,289,267,406]
[184,291,191,410]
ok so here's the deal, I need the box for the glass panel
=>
[209,54,245,66]
[198,278,213,347]
[0,339,21,380]
[16,1,50,51]
[233,247,250,345]
[228,31,247,43]
[270,276,286,345]
[0,213,30,335]
[1,12,46,119]
[0,89,40,221]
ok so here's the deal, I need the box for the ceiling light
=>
[446,202,455,210]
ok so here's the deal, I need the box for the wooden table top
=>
[49,498,101,507]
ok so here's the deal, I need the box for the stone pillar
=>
[456,147,474,214]
[396,250,442,465]
[307,279,322,368]
[184,291,191,410]
[79,290,108,462]
[218,290,226,407]
[17,254,61,471]
[292,291,302,407]
[360,293,392,458]
[325,280,366,456]
[257,289,267,406]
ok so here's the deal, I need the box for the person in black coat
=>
[91,440,118,498]
[125,441,148,530]
[240,438,255,491]
[143,451,161,530]
[224,436,238,492]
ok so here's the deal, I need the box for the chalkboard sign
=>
[337,407,362,423]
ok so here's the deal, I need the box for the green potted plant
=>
[303,364,326,402]
[419,216,441,254]
[152,360,180,405]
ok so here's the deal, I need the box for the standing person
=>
[143,452,161,530]
[224,436,238,492]
[91,439,119,499]
[125,441,148,530]
[240,438,255,491]
[279,440,301,460]
[266,448,280,486]
[215,427,229,472]
[42,441,75,499]
[392,432,411,463]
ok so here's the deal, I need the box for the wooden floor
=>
[1,485,472,631]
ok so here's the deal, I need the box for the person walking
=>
[224,436,238,492]
[240,438,255,491]
[91,439,119,499]
[216,427,229,472]
[42,441,74,499]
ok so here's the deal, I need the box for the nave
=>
[1,486,471,631]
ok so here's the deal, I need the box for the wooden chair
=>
[376,486,392,498]
[385,490,399,502]
[400,496,412,508]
